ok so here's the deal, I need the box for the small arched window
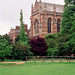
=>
[34,19,39,34]
[47,18,51,33]
[57,19,61,32]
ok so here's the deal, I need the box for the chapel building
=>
[29,0,64,38]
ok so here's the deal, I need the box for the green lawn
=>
[0,62,75,75]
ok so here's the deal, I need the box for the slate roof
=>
[41,2,64,13]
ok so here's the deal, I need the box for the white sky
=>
[0,0,64,35]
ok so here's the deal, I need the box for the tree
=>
[56,34,72,56]
[20,9,27,42]
[12,9,32,60]
[19,9,31,54]
[29,37,48,56]
[0,35,12,61]
[11,42,32,60]
[15,35,20,43]
[3,34,12,44]
[61,0,75,55]
[45,34,57,56]
[45,33,72,56]
[69,12,75,53]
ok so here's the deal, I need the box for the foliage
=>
[0,35,13,61]
[65,0,75,7]
[3,34,12,44]
[69,12,75,53]
[56,34,72,56]
[61,0,75,55]
[45,34,57,56]
[15,35,20,43]
[11,9,32,60]
[29,37,48,56]
[15,35,29,43]
[11,42,32,60]
[45,33,73,56]
[20,9,27,42]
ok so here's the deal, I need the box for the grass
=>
[0,63,16,67]
[0,62,75,75]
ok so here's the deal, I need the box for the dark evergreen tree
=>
[61,0,75,55]
[20,9,27,42]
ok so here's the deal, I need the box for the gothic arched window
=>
[57,19,61,32]
[47,18,51,33]
[34,19,39,34]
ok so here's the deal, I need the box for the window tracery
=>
[34,19,39,34]
[47,18,51,33]
[57,19,61,32]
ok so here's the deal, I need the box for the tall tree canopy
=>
[61,0,75,54]
[12,9,32,60]
[20,9,27,42]
[61,0,75,35]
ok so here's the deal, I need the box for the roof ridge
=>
[40,2,64,6]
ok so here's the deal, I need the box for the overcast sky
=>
[0,0,64,35]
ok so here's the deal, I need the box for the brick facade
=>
[29,0,64,38]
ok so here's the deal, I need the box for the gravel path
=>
[2,62,25,65]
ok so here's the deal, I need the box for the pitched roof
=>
[41,2,64,13]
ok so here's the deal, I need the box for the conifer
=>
[20,9,27,42]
